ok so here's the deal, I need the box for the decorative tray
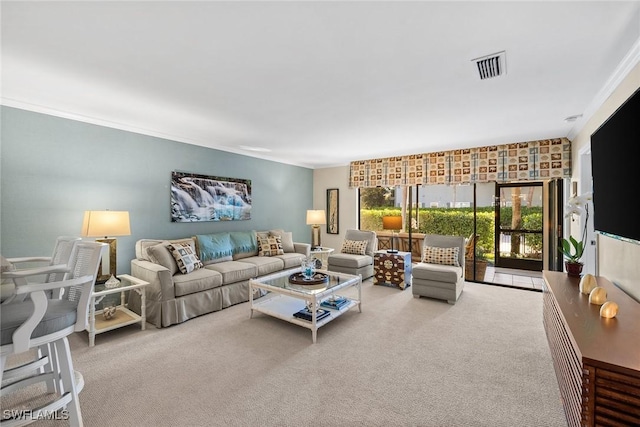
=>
[288,272,329,285]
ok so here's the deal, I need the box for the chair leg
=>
[0,355,5,385]
[39,344,59,393]
[53,338,83,427]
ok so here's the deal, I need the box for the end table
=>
[87,274,148,346]
[310,246,334,269]
[373,250,412,290]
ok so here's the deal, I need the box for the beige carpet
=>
[3,280,567,427]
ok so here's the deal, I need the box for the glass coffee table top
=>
[257,269,356,294]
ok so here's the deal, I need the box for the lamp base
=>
[96,237,117,283]
[311,225,321,249]
[386,250,399,254]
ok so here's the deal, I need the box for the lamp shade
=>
[382,216,403,231]
[306,210,326,225]
[81,211,131,237]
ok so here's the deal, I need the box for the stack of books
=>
[293,307,330,322]
[320,296,349,310]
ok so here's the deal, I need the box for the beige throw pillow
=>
[269,230,295,253]
[147,242,179,275]
[422,246,460,266]
[341,239,368,255]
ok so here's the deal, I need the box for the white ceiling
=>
[2,1,639,169]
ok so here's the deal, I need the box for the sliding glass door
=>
[359,179,561,283]
[494,182,543,271]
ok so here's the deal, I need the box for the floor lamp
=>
[382,215,402,253]
[81,210,131,283]
[306,210,326,250]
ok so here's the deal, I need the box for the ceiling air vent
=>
[472,51,506,80]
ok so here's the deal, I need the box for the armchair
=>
[327,229,377,279]
[1,236,82,304]
[412,234,465,304]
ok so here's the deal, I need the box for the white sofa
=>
[128,229,310,327]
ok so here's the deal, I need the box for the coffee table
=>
[249,269,361,343]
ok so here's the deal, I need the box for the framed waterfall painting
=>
[171,171,252,222]
[327,188,339,234]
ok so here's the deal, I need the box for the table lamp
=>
[306,210,326,250]
[81,210,131,282]
[382,215,402,253]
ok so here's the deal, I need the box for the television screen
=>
[590,88,640,243]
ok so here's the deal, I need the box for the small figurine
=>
[103,305,117,320]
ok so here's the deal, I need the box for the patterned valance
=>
[349,137,571,188]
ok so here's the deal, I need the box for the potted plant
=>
[465,237,489,281]
[560,235,584,276]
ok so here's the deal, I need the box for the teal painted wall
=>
[0,106,313,274]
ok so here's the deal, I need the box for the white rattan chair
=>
[0,241,106,427]
[1,236,82,304]
[1,236,82,395]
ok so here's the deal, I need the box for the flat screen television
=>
[590,87,640,244]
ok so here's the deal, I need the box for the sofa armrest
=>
[130,259,175,302]
[294,242,311,257]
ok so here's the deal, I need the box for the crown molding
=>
[567,36,640,141]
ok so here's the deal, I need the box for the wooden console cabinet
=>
[542,271,640,426]
[373,250,412,290]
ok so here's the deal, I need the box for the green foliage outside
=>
[522,212,543,256]
[361,207,544,261]
[360,187,395,209]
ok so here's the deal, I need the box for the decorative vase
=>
[301,258,315,280]
[104,274,121,289]
[565,261,583,277]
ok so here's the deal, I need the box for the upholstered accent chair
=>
[412,234,465,304]
[327,229,377,279]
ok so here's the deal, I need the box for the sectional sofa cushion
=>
[173,268,223,297]
[205,260,258,284]
[240,256,285,276]
[168,243,203,274]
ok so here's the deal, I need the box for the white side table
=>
[87,274,148,347]
[310,246,334,268]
